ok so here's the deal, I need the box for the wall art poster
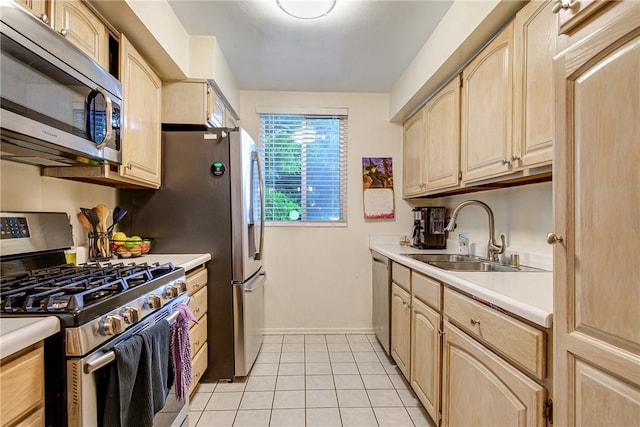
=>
[362,157,395,219]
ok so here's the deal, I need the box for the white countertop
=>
[0,253,211,360]
[370,241,553,328]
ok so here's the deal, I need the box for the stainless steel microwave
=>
[0,0,122,167]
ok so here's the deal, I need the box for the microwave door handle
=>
[252,150,265,261]
[90,87,113,149]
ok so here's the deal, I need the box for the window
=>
[259,111,348,224]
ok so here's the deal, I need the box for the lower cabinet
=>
[0,343,44,427]
[390,283,411,378]
[442,321,546,427]
[185,266,208,395]
[411,297,442,422]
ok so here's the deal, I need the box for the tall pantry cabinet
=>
[552,1,640,425]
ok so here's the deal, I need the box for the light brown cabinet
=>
[512,0,556,170]
[162,81,226,127]
[461,21,514,184]
[53,0,109,69]
[0,344,44,427]
[424,76,461,192]
[442,321,547,427]
[13,0,48,20]
[552,1,640,425]
[119,33,162,187]
[402,108,426,197]
[411,295,441,422]
[390,282,411,378]
[186,266,209,395]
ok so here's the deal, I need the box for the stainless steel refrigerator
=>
[118,127,265,380]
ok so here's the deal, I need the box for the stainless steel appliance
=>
[0,212,189,427]
[371,250,390,355]
[411,207,447,249]
[0,1,122,167]
[119,127,265,380]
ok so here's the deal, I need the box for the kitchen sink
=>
[402,253,547,272]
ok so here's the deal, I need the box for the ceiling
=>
[167,1,453,93]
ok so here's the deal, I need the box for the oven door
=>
[67,316,189,427]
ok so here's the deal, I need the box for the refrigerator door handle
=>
[252,150,265,261]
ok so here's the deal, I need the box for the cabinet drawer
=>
[186,267,207,296]
[412,271,441,311]
[189,343,208,396]
[392,262,411,292]
[190,313,207,357]
[444,288,546,380]
[0,345,44,426]
[188,287,208,321]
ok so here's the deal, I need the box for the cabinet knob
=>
[125,163,133,170]
[470,318,481,326]
[60,28,68,37]
[546,232,564,245]
[40,13,49,24]
[501,158,510,165]
[511,155,521,162]
[552,0,576,14]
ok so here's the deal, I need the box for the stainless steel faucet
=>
[445,200,506,261]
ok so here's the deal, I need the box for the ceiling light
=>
[276,0,337,20]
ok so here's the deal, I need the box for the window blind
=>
[259,113,348,223]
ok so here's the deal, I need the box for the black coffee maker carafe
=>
[410,207,447,249]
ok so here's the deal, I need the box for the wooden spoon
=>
[77,211,93,233]
[92,204,109,233]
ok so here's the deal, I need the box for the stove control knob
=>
[148,294,162,309]
[166,285,179,298]
[103,315,125,335]
[176,280,187,293]
[124,306,142,323]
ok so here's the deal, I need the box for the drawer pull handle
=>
[470,318,481,326]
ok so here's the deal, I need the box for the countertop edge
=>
[371,243,553,328]
[0,316,60,359]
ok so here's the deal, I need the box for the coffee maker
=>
[411,207,447,249]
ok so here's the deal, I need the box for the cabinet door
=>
[461,22,514,183]
[207,87,225,127]
[411,297,441,423]
[119,34,162,187]
[512,1,555,169]
[53,0,108,69]
[402,108,426,197]
[442,322,546,427]
[424,76,461,191]
[14,0,48,20]
[391,283,411,378]
[553,3,640,425]
[161,81,208,125]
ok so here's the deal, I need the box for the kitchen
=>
[1,1,638,427]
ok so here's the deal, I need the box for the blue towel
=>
[102,320,173,427]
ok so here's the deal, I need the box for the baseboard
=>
[263,327,376,336]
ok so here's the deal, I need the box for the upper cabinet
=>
[53,0,109,69]
[162,81,227,128]
[119,34,161,187]
[461,22,514,184]
[512,0,556,170]
[14,0,49,20]
[404,1,556,197]
[402,108,426,197]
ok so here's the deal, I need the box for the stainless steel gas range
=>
[0,212,189,427]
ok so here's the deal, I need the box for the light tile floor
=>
[188,334,436,427]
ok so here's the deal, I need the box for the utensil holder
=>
[88,232,112,261]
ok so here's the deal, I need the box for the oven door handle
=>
[84,308,183,374]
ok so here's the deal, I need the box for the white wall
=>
[240,91,414,334]
[0,160,117,247]
[434,182,553,259]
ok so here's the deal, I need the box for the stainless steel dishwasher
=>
[371,250,391,355]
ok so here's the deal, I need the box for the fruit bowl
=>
[110,235,152,258]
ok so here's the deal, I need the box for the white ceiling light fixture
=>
[276,0,337,20]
